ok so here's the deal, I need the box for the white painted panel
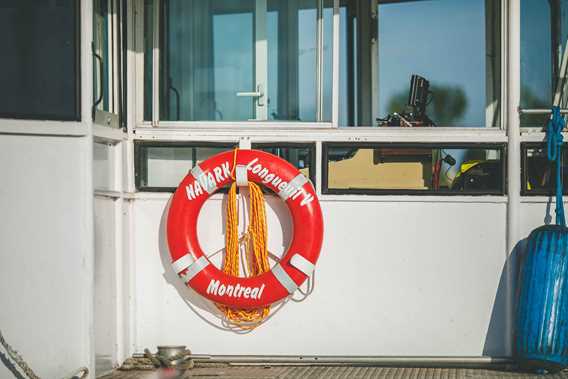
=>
[94,197,119,374]
[0,134,92,379]
[520,202,561,235]
[94,142,114,190]
[130,197,508,356]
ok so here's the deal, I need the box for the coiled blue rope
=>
[547,106,566,226]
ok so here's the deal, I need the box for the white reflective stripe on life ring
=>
[272,263,297,294]
[190,165,217,194]
[235,164,248,187]
[278,173,308,200]
[171,253,195,274]
[180,256,210,283]
[290,253,315,276]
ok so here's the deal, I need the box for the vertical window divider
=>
[316,0,324,121]
[133,0,144,127]
[500,0,508,131]
[315,140,323,197]
[112,0,119,114]
[331,0,340,127]
[151,0,160,127]
[370,0,379,124]
[255,0,268,121]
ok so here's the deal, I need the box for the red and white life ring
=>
[167,149,324,308]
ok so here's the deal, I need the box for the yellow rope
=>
[217,149,271,328]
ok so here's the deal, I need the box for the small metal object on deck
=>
[157,346,187,360]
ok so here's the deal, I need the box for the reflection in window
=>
[522,144,568,195]
[520,0,568,127]
[135,144,232,190]
[339,0,500,127]
[325,144,504,194]
[0,1,79,120]
[149,0,332,122]
[253,144,314,182]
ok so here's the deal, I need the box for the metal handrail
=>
[91,42,104,120]
[518,108,568,115]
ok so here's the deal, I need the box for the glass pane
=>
[326,145,503,194]
[0,1,79,120]
[339,0,500,127]
[161,0,254,121]
[523,145,568,194]
[322,0,334,122]
[520,0,568,127]
[137,144,232,189]
[254,144,314,180]
[94,0,117,114]
[156,0,329,122]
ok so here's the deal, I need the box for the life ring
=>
[167,149,324,309]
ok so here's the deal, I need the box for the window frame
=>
[136,0,337,128]
[517,0,568,130]
[127,0,515,200]
[251,142,317,186]
[135,0,507,131]
[93,0,127,130]
[134,141,317,192]
[322,141,507,196]
[134,141,235,192]
[520,142,567,196]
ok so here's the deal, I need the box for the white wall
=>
[128,196,510,357]
[0,134,93,378]
[94,196,119,374]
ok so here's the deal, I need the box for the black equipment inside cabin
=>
[377,74,435,127]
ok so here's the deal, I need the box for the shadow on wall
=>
[484,199,553,356]
[483,238,525,357]
[157,193,296,334]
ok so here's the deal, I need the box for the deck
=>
[100,364,568,379]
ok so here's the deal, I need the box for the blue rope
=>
[547,106,566,226]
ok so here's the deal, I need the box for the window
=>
[522,143,568,195]
[0,0,80,120]
[339,0,501,127]
[520,0,568,127]
[135,143,315,192]
[252,143,316,184]
[135,142,234,191]
[143,0,333,123]
[324,143,505,195]
[93,0,126,128]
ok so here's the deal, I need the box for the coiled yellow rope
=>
[217,149,271,328]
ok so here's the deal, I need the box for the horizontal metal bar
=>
[518,108,568,114]
[236,91,262,97]
[132,354,513,367]
[133,126,507,143]
[94,190,123,199]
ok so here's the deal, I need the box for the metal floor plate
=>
[100,365,568,379]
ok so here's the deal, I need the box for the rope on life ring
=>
[217,149,271,328]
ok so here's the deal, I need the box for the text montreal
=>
[206,279,265,300]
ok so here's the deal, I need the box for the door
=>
[160,0,326,122]
[212,0,267,121]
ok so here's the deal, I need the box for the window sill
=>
[133,125,507,143]
[0,119,88,137]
